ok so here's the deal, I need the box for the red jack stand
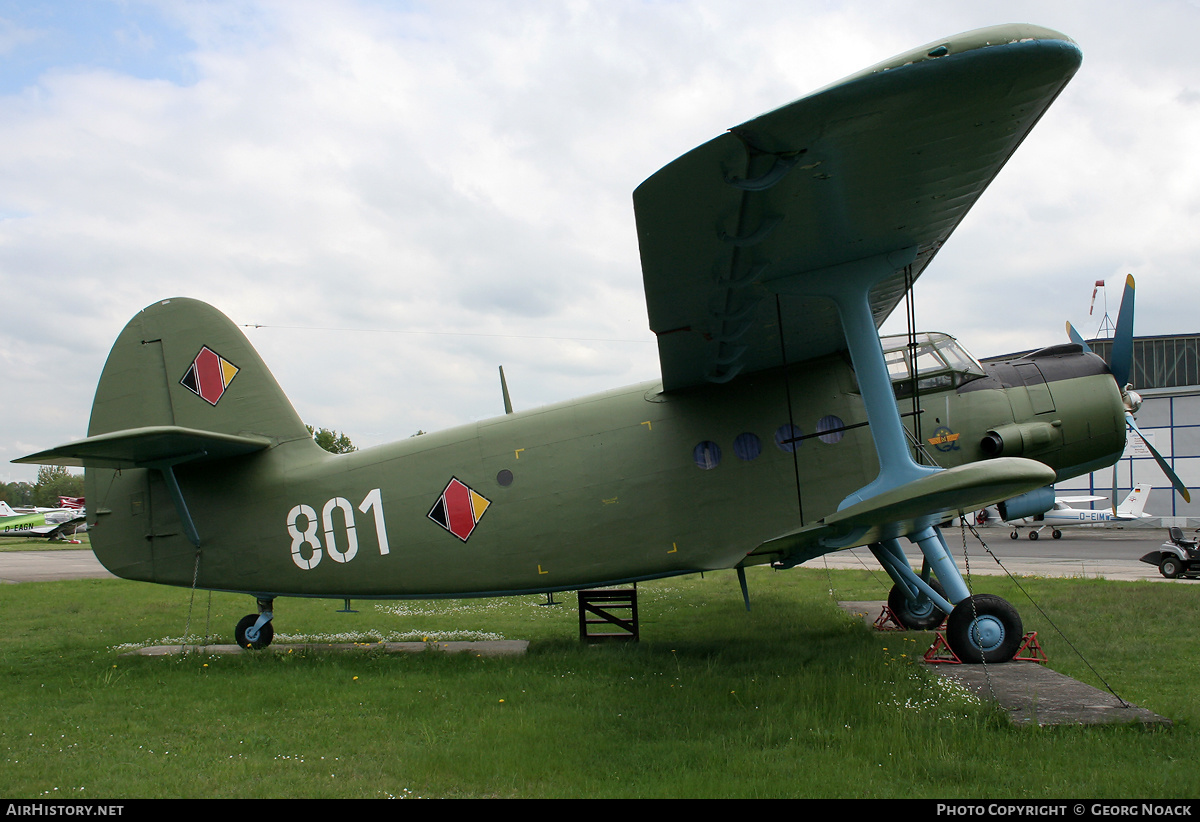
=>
[874,605,946,633]
[1013,631,1047,663]
[873,606,906,631]
[923,633,961,664]
[924,631,1047,664]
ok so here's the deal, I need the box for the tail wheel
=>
[887,579,947,630]
[235,613,274,650]
[946,594,1023,664]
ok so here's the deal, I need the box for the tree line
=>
[1,466,83,508]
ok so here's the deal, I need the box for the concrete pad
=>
[839,600,1170,727]
[936,662,1169,727]
[122,640,529,658]
[0,550,115,583]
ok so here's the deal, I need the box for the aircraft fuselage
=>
[86,343,1125,599]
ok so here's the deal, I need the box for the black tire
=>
[1009,531,1018,540]
[887,579,947,630]
[946,594,1023,664]
[1160,556,1183,579]
[1028,530,1039,541]
[235,613,274,649]
[1052,530,1062,539]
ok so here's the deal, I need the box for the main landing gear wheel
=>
[235,614,274,650]
[1159,556,1183,579]
[1052,529,1062,539]
[887,579,947,630]
[1027,530,1039,540]
[945,594,1023,664]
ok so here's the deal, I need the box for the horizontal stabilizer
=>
[14,426,272,469]
[752,457,1056,563]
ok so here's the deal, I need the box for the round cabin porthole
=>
[733,432,762,461]
[693,441,722,469]
[817,415,845,444]
[774,424,802,453]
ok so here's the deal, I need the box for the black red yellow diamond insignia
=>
[180,346,240,406]
[428,478,491,541]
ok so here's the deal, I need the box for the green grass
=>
[0,566,1195,798]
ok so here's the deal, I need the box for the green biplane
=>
[18,24,1171,662]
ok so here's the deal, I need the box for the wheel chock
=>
[873,605,907,631]
[923,633,962,664]
[1013,631,1047,664]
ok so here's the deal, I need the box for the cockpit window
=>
[878,332,986,399]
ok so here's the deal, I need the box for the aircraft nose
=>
[979,348,1126,482]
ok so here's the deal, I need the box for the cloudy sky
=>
[2,0,1198,483]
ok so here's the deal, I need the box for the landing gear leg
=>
[883,526,1024,663]
[235,597,275,649]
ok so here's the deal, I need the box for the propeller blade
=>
[1110,274,1135,389]
[1126,413,1191,504]
[1066,321,1092,354]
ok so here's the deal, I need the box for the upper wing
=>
[634,25,1082,392]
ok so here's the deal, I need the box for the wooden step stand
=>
[578,588,639,643]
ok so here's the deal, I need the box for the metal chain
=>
[962,521,1131,707]
[181,549,202,655]
[958,519,999,704]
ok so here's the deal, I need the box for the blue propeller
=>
[1067,274,1191,509]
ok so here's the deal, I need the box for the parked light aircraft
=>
[18,24,1179,663]
[0,501,86,542]
[1004,484,1153,540]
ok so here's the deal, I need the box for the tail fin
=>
[1117,484,1153,518]
[17,297,311,470]
[88,297,310,443]
[14,298,316,586]
[0,501,15,517]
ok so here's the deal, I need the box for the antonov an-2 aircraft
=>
[19,24,1165,663]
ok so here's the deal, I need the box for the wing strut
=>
[773,245,937,508]
[144,457,204,548]
[774,295,805,525]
